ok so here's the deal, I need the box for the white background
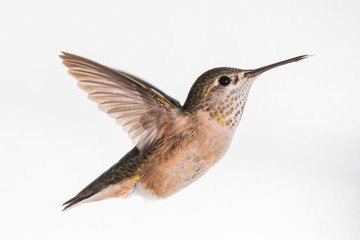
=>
[0,0,359,239]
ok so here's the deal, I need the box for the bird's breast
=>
[136,110,235,198]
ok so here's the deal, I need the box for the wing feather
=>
[60,52,182,152]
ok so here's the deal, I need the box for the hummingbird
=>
[60,52,309,210]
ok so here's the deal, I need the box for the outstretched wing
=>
[60,52,182,152]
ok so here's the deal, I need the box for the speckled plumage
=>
[61,52,309,210]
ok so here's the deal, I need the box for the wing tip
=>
[59,51,76,70]
[59,51,72,61]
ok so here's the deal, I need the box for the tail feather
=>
[62,176,109,211]
[63,195,92,211]
[62,147,144,211]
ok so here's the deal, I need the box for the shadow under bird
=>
[60,52,309,210]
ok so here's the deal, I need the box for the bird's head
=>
[182,55,310,127]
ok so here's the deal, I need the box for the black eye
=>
[218,76,231,86]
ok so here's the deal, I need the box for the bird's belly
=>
[138,153,213,198]
[137,131,232,198]
[161,153,211,195]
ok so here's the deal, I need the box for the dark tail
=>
[62,147,143,211]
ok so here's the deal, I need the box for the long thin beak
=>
[244,55,310,78]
